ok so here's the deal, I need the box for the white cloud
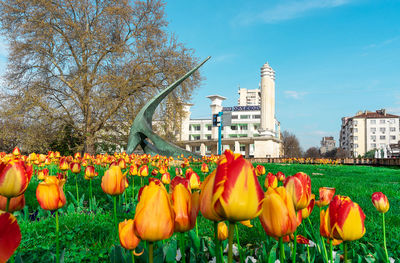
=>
[236,0,352,25]
[0,37,9,58]
[284,90,307,99]
[214,54,237,63]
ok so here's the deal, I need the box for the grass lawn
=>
[13,162,400,262]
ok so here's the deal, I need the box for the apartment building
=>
[320,136,336,155]
[340,109,400,157]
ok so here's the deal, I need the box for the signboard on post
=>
[221,112,232,126]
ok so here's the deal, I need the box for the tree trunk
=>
[84,133,96,155]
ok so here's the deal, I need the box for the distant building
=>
[339,109,400,157]
[320,136,336,155]
[238,87,261,106]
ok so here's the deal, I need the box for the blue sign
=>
[222,106,260,112]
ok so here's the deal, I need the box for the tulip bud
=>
[371,192,389,213]
[264,173,278,189]
[284,172,312,211]
[59,158,69,171]
[201,163,209,173]
[101,166,128,196]
[12,147,21,157]
[275,171,286,182]
[161,172,171,185]
[255,165,266,176]
[119,219,141,250]
[187,171,201,190]
[36,176,66,210]
[70,162,81,174]
[217,222,228,241]
[84,165,97,180]
[138,165,149,177]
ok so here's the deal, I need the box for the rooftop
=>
[351,109,399,119]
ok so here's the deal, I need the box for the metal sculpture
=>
[126,56,211,158]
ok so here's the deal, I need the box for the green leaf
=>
[188,230,201,253]
[164,239,177,263]
[109,245,126,263]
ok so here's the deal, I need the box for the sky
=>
[1,0,400,150]
[163,0,400,150]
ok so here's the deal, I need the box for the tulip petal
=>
[0,212,21,263]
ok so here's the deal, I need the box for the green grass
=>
[11,163,400,262]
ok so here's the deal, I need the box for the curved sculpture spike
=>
[126,56,211,158]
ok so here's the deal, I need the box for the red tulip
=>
[371,192,389,213]
[0,212,21,263]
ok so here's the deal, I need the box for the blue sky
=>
[1,0,400,150]
[164,0,400,150]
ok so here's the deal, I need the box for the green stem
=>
[329,240,333,263]
[293,224,297,263]
[148,242,154,263]
[140,177,143,187]
[214,221,221,263]
[113,196,118,239]
[75,173,79,207]
[89,179,93,211]
[279,237,285,261]
[235,224,243,263]
[195,218,198,237]
[307,244,310,263]
[132,250,135,263]
[180,232,186,263]
[322,238,328,262]
[131,176,135,202]
[5,197,10,213]
[228,222,235,263]
[383,213,389,263]
[344,242,348,263]
[56,210,60,263]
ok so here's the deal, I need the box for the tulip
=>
[201,163,209,174]
[0,194,25,212]
[151,169,158,176]
[264,173,278,189]
[301,194,315,219]
[276,171,286,182]
[134,181,174,242]
[37,168,50,180]
[119,219,141,251]
[187,171,201,190]
[0,211,21,263]
[199,170,222,221]
[217,222,228,241]
[84,165,97,211]
[36,176,66,211]
[59,158,69,171]
[328,195,366,242]
[161,172,171,185]
[284,172,312,211]
[12,147,21,157]
[255,165,266,176]
[129,164,138,176]
[101,166,128,196]
[315,187,336,207]
[259,187,297,261]
[138,165,149,177]
[0,160,33,200]
[212,150,264,222]
[118,158,127,170]
[70,162,81,174]
[171,182,199,233]
[371,192,390,262]
[175,167,182,176]
[371,192,389,213]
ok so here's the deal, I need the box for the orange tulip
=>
[171,179,200,233]
[119,219,141,250]
[0,194,25,212]
[259,187,298,238]
[328,195,366,241]
[212,150,264,222]
[0,160,33,198]
[255,165,266,176]
[133,181,174,241]
[101,166,128,195]
[84,165,97,180]
[0,211,21,263]
[264,173,278,189]
[217,222,228,241]
[284,172,311,211]
[118,158,127,170]
[371,192,389,213]
[36,176,66,210]
[301,194,315,219]
[199,170,222,222]
[315,187,336,207]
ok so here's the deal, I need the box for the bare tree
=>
[281,130,303,157]
[0,0,200,154]
[304,147,321,158]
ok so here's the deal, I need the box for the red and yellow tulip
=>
[284,172,311,211]
[0,160,33,198]
[315,187,336,207]
[371,192,389,213]
[36,176,66,210]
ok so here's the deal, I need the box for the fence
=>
[248,157,400,166]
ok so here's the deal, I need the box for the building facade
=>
[320,136,336,155]
[339,109,400,157]
[176,62,282,158]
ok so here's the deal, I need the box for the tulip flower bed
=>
[1,150,400,263]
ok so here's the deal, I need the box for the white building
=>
[320,136,336,155]
[340,109,400,157]
[176,62,282,158]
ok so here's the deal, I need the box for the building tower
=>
[260,62,275,135]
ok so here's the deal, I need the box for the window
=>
[195,146,200,152]
[240,145,246,151]
[206,125,212,131]
[240,124,248,131]
[239,115,250,119]
[371,143,376,148]
[253,115,261,119]
[191,135,200,140]
[353,120,358,125]
[380,127,386,133]
[390,135,396,140]
[353,136,358,140]
[370,120,376,124]
[254,125,259,130]
[231,125,237,130]
[354,144,358,148]
[206,135,212,140]
[370,135,376,140]
[390,127,396,132]
[232,115,238,119]
[229,134,238,138]
[371,128,376,132]
[191,125,200,131]
[353,128,358,132]
[380,119,386,124]
[380,135,386,140]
